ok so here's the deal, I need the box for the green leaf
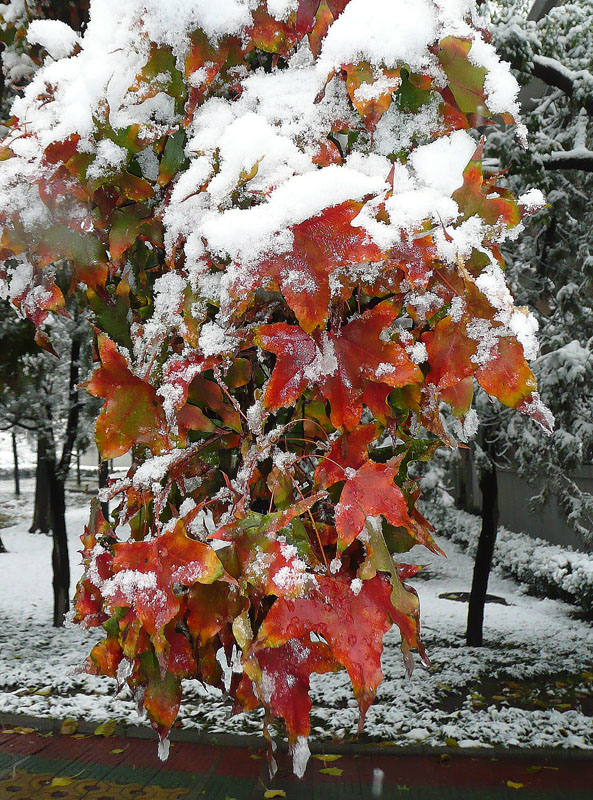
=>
[438,36,489,116]
[88,277,133,352]
[159,130,187,186]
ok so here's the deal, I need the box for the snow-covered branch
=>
[543,147,593,172]
[532,55,593,118]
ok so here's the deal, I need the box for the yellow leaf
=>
[507,781,524,789]
[12,727,36,735]
[320,767,343,776]
[445,737,459,747]
[110,747,128,754]
[60,718,78,735]
[50,777,73,787]
[94,720,117,737]
[264,791,286,799]
[312,754,341,762]
[34,686,52,696]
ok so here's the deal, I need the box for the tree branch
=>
[543,148,593,172]
[531,55,593,118]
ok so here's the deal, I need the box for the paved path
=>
[1,724,593,799]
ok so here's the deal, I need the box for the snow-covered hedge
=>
[427,502,593,615]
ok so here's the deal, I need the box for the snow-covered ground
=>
[1,478,592,750]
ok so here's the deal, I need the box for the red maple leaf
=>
[256,574,410,727]
[256,301,423,429]
[106,520,224,665]
[231,201,384,333]
[334,461,430,552]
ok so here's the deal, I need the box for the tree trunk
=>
[0,535,6,554]
[30,435,51,533]
[11,429,20,497]
[455,446,474,513]
[49,465,70,627]
[99,458,109,520]
[76,451,81,486]
[49,327,83,627]
[466,457,499,647]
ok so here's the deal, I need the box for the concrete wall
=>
[497,466,593,552]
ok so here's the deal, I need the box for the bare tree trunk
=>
[49,463,70,626]
[50,329,83,627]
[466,456,499,647]
[0,534,6,554]
[99,458,109,520]
[455,446,474,513]
[30,435,51,533]
[76,450,81,486]
[11,429,20,497]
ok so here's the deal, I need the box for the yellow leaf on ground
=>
[320,767,343,776]
[50,777,73,787]
[94,720,117,737]
[507,781,524,789]
[264,791,286,799]
[445,737,459,747]
[11,727,36,735]
[313,754,341,762]
[110,747,128,754]
[60,718,78,735]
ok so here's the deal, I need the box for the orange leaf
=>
[86,336,168,458]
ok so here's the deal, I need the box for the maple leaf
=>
[334,460,438,553]
[344,62,400,132]
[256,574,410,727]
[186,582,244,646]
[106,519,224,666]
[437,37,489,117]
[476,336,538,410]
[422,315,477,391]
[86,335,169,459]
[453,141,520,228]
[314,424,378,488]
[256,301,422,430]
[246,636,340,745]
[231,201,384,334]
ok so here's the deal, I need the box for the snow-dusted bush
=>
[429,503,593,614]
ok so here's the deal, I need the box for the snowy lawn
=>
[1,478,592,750]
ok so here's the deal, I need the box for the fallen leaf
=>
[110,746,128,754]
[320,767,343,776]
[445,737,459,747]
[312,754,341,762]
[50,777,73,787]
[11,727,36,735]
[264,791,286,799]
[60,718,78,735]
[507,781,524,789]
[34,686,52,696]
[94,720,117,737]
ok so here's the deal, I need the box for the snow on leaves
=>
[0,0,552,779]
[256,301,422,430]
